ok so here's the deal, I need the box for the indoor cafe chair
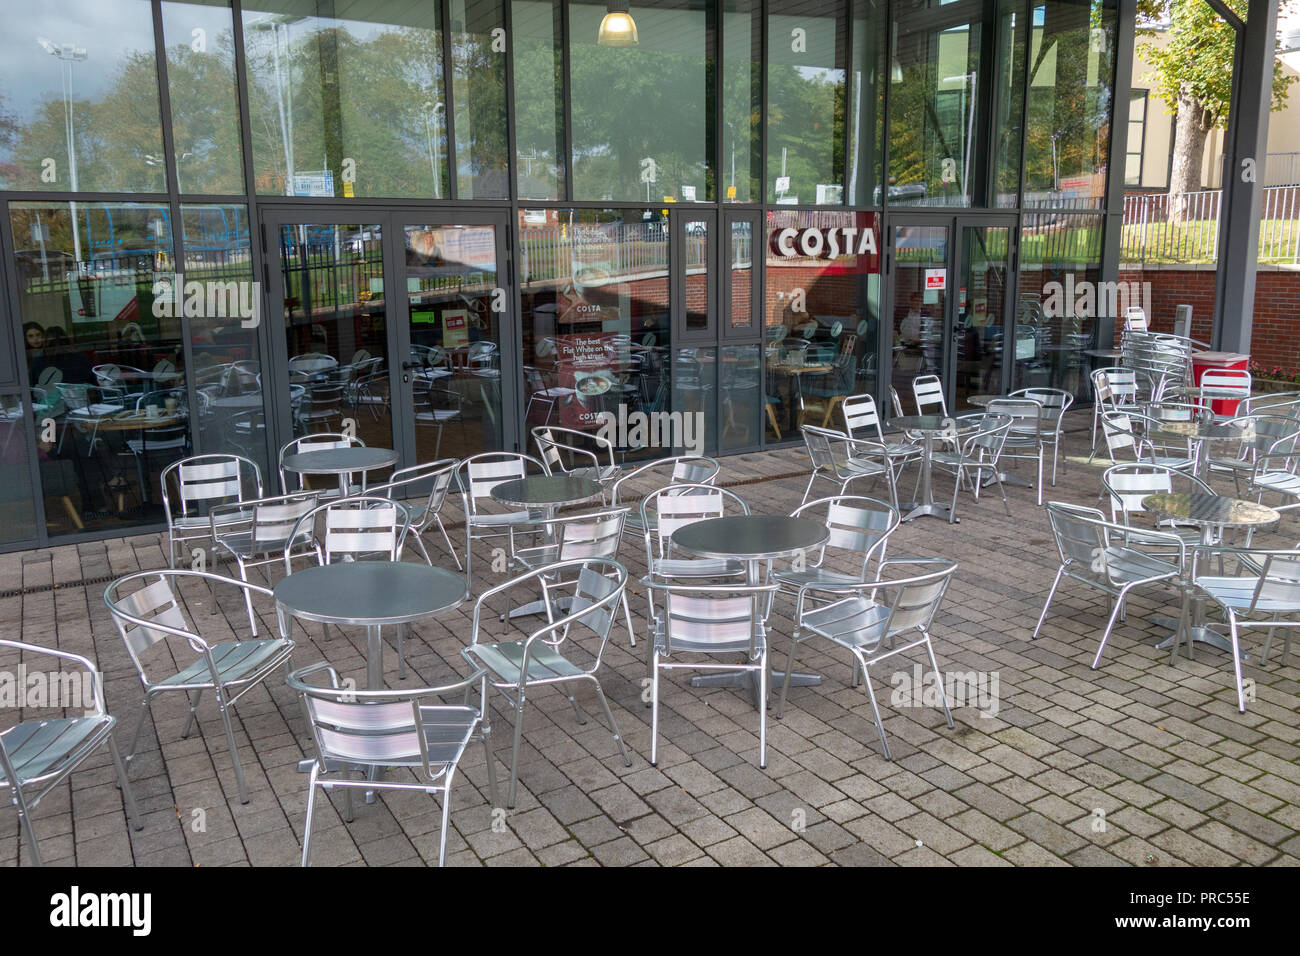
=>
[1034,502,1184,670]
[532,425,623,498]
[0,639,143,866]
[463,559,632,808]
[288,661,499,867]
[103,569,296,804]
[782,557,957,760]
[160,453,264,569]
[367,459,463,570]
[210,491,322,634]
[641,579,778,769]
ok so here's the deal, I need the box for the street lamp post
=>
[38,37,87,264]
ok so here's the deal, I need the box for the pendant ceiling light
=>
[598,0,638,46]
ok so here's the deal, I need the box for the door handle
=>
[401,361,421,371]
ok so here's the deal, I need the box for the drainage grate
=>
[0,467,814,599]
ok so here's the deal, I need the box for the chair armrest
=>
[0,639,106,717]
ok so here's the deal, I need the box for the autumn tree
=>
[1137,0,1297,222]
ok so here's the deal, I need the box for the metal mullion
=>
[151,0,202,456]
[560,0,574,202]
[842,0,854,203]
[442,0,459,202]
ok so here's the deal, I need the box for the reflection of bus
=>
[63,204,250,261]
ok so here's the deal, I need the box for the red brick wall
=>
[1118,267,1300,374]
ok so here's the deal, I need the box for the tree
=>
[1137,0,1297,223]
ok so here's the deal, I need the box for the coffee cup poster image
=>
[555,332,618,431]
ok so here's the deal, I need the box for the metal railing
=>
[1121,185,1300,265]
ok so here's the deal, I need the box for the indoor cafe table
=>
[281,445,398,496]
[1141,492,1279,657]
[671,514,829,700]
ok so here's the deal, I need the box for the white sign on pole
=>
[681,185,696,201]
[775,176,791,194]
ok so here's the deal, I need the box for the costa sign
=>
[770,225,878,262]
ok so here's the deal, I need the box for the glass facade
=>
[0,0,1126,549]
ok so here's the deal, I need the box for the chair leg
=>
[924,637,954,729]
[858,660,892,761]
[107,733,143,831]
[590,678,632,768]
[125,698,151,761]
[1229,614,1247,714]
[182,689,204,739]
[1091,585,1131,669]
[650,656,661,767]
[215,687,249,804]
[1032,566,1065,638]
[800,470,818,506]
[435,516,462,570]
[562,681,589,726]
[479,703,501,810]
[13,788,42,867]
[506,692,527,809]
[758,654,768,769]
[621,591,636,647]
[776,631,800,719]
[300,765,319,867]
[437,770,456,867]
[236,562,259,637]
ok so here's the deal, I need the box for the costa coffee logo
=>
[772,226,878,259]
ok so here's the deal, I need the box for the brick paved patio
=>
[2,422,1298,867]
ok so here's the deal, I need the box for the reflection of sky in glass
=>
[0,0,157,122]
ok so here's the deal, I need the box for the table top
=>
[671,515,829,561]
[95,412,186,432]
[892,414,954,433]
[490,475,603,508]
[1141,492,1279,528]
[207,394,264,410]
[1154,421,1254,442]
[274,561,464,626]
[282,446,399,475]
[965,394,1000,408]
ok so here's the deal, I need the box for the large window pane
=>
[243,1,448,198]
[1023,1,1117,209]
[512,0,565,199]
[765,210,881,438]
[569,1,709,203]
[890,0,982,207]
[992,0,1028,207]
[184,204,267,475]
[519,208,673,460]
[0,0,166,192]
[452,0,510,198]
[767,0,845,205]
[1016,212,1103,400]
[162,0,246,194]
[0,392,40,547]
[721,0,760,204]
[10,201,191,537]
[846,0,885,206]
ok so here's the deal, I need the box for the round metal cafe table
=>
[672,515,829,698]
[1141,492,1279,659]
[281,446,399,496]
[892,415,963,522]
[275,561,466,690]
[1152,420,1254,477]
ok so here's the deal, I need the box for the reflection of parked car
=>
[14,249,76,284]
[872,183,929,203]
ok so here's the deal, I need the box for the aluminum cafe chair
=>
[1206,415,1300,495]
[609,454,719,537]
[161,454,264,568]
[1011,387,1074,485]
[912,373,949,418]
[1198,368,1253,422]
[1247,452,1300,516]
[104,569,296,804]
[800,424,894,507]
[987,397,1047,504]
[513,506,638,643]
[1034,502,1184,670]
[0,639,143,866]
[210,491,322,633]
[463,558,632,808]
[641,579,778,768]
[456,452,548,596]
[929,414,1014,521]
[532,424,623,497]
[1099,411,1197,473]
[781,557,957,760]
[288,661,499,867]
[1101,463,1215,551]
[367,459,463,570]
[278,432,366,496]
[840,392,922,502]
[1182,547,1300,713]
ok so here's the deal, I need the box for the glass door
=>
[262,208,512,481]
[954,218,1015,409]
[263,213,399,491]
[394,212,508,467]
[889,221,950,413]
